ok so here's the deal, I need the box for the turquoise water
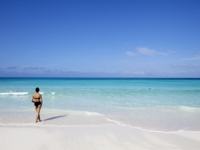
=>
[0,78,200,131]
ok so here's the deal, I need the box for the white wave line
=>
[0,92,28,95]
[106,117,192,134]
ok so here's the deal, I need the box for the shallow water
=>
[0,78,200,131]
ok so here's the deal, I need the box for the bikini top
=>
[33,97,40,99]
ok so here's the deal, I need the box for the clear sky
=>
[0,0,200,77]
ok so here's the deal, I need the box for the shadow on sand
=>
[42,114,67,121]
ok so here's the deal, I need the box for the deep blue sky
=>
[0,0,200,77]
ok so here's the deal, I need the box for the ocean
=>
[0,78,200,131]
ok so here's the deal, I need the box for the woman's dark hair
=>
[35,87,40,92]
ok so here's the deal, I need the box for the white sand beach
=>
[1,78,200,150]
[1,124,200,150]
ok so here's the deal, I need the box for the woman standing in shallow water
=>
[32,87,43,123]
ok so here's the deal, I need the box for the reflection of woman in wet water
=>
[32,87,43,123]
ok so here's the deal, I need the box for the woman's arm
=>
[31,95,35,102]
[40,94,43,104]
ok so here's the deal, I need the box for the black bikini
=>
[34,102,41,107]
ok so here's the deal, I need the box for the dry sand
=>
[0,124,200,150]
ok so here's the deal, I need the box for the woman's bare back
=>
[32,93,42,102]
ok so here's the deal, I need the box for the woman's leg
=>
[38,105,42,121]
[35,106,39,123]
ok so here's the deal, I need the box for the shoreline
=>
[1,124,200,150]
[1,108,200,132]
[0,121,199,133]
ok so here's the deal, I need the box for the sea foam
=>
[179,106,200,112]
[0,92,28,95]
